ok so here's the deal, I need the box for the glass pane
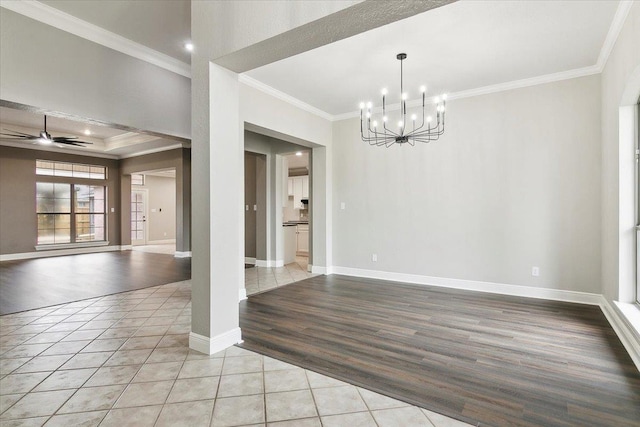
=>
[54,163,73,177]
[55,214,70,229]
[36,161,54,176]
[36,182,54,198]
[54,183,71,199]
[36,198,55,213]
[93,199,105,213]
[90,166,106,179]
[37,214,55,230]
[54,228,70,244]
[54,198,70,213]
[93,227,104,241]
[73,164,91,178]
[91,186,104,200]
[37,228,55,244]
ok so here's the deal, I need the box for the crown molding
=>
[596,0,634,71]
[238,74,334,122]
[118,143,184,159]
[0,0,191,78]
[103,132,160,152]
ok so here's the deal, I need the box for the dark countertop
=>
[283,221,309,226]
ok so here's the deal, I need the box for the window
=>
[75,185,105,242]
[35,160,108,246]
[36,183,107,244]
[131,174,145,186]
[36,160,106,179]
[36,183,71,244]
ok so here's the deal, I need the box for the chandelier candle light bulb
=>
[359,53,447,147]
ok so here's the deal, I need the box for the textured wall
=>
[332,75,602,293]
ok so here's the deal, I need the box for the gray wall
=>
[120,148,191,252]
[0,8,190,139]
[0,146,120,255]
[139,175,177,242]
[332,74,602,294]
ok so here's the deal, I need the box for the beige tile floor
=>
[245,257,318,296]
[0,280,474,427]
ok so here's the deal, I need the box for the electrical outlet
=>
[164,232,167,237]
[372,253,377,262]
[340,202,346,210]
[246,205,249,211]
[532,266,539,277]
[253,205,257,211]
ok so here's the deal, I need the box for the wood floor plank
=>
[0,251,191,314]
[239,274,640,427]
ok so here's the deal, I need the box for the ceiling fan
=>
[0,115,92,147]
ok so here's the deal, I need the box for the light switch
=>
[253,205,257,211]
[340,202,346,210]
[246,205,249,211]
[151,208,157,213]
[110,207,115,213]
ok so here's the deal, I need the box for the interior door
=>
[131,189,147,246]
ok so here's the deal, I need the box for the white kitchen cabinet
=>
[302,176,309,198]
[288,175,309,209]
[296,223,309,255]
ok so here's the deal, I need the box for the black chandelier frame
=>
[360,53,447,148]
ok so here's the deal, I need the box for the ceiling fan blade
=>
[0,136,39,141]
[1,129,38,137]
[53,138,92,145]
[58,141,86,147]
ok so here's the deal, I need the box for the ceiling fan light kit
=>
[359,53,447,148]
[0,115,93,147]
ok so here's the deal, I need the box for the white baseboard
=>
[600,298,640,371]
[1,245,126,261]
[255,259,284,268]
[120,245,132,251]
[311,265,331,274]
[147,239,176,245]
[239,288,247,301]
[245,257,256,265]
[174,251,192,258]
[330,266,602,305]
[189,328,243,355]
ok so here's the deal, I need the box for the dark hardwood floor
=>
[239,274,640,427]
[0,251,191,315]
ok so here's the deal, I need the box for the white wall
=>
[332,75,602,294]
[601,3,640,303]
[0,8,190,139]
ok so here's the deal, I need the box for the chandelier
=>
[359,53,447,147]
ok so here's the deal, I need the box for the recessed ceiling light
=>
[84,129,91,136]
[185,42,194,52]
[295,152,302,156]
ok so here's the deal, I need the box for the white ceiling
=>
[0,107,184,158]
[39,0,191,64]
[245,0,620,115]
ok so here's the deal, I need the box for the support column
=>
[190,58,243,354]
